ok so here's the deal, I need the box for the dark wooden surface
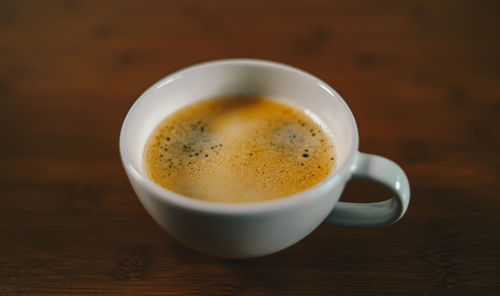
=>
[1,0,499,295]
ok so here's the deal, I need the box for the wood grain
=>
[1,0,499,295]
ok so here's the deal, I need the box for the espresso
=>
[144,96,335,203]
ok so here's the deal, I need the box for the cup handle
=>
[324,152,410,227]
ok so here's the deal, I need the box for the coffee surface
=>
[144,96,335,203]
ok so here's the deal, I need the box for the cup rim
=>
[119,58,359,214]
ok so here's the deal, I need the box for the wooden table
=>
[2,1,499,295]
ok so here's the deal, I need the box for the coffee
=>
[144,96,335,203]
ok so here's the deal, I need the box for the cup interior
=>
[120,59,359,189]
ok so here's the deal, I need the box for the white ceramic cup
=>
[120,59,410,258]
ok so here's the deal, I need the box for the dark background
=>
[1,0,499,295]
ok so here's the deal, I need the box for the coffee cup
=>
[119,59,410,258]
